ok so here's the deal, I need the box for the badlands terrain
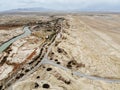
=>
[0,13,120,90]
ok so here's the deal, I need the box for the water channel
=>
[0,26,120,85]
[0,26,31,53]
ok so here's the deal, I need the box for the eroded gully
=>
[0,27,120,88]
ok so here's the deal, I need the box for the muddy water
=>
[0,27,31,53]
[1,25,120,87]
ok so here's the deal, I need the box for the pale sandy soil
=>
[0,14,120,90]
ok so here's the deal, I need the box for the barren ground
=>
[0,13,120,90]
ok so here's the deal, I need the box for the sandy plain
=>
[0,13,120,90]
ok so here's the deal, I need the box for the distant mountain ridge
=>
[1,5,120,13]
[3,7,53,13]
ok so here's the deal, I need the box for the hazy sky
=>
[0,0,120,11]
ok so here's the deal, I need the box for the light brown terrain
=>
[0,13,120,90]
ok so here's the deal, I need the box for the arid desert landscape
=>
[0,13,120,90]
